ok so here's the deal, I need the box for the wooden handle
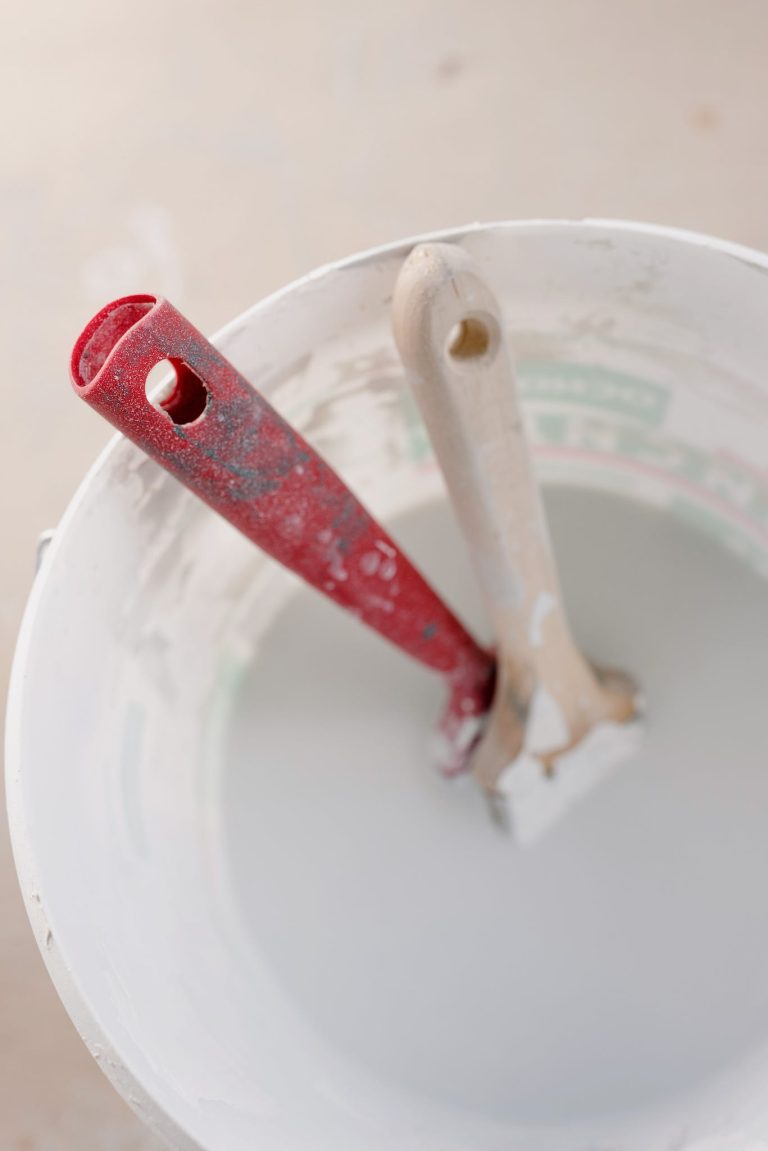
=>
[393,244,564,681]
[393,244,634,788]
[71,294,494,763]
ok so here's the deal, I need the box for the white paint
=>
[524,683,572,754]
[223,493,768,1146]
[497,715,645,845]
[11,221,768,1151]
[431,713,484,774]
[528,589,558,648]
[495,677,644,846]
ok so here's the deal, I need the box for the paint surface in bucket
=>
[14,222,768,1150]
[224,487,768,1128]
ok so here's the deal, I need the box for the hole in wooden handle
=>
[445,314,499,364]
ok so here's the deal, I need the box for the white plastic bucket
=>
[9,221,768,1150]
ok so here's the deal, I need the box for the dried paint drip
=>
[71,295,494,770]
[393,243,642,840]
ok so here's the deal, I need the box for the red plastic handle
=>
[71,296,494,769]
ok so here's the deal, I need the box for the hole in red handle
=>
[146,358,209,425]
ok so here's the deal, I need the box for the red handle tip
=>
[71,294,157,390]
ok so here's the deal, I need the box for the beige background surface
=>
[2,1,768,1146]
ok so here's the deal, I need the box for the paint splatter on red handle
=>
[71,295,494,771]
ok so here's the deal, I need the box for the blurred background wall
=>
[2,1,768,1146]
